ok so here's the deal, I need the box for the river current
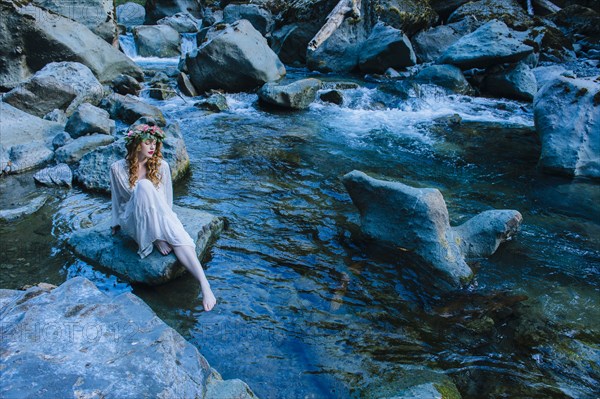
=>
[1,53,598,398]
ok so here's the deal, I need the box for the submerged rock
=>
[0,277,257,398]
[534,76,600,179]
[342,170,522,288]
[258,78,322,110]
[68,208,224,285]
[0,195,48,223]
[186,20,286,92]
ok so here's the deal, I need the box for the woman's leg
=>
[172,245,217,311]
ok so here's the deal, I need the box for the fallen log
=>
[533,0,561,14]
[307,0,361,52]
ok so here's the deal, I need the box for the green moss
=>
[434,380,462,399]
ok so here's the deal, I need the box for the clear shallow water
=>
[1,69,599,398]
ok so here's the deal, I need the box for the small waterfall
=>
[118,33,138,59]
[181,33,197,56]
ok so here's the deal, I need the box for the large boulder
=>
[548,5,600,38]
[447,0,533,30]
[145,0,202,24]
[437,20,534,70]
[412,16,478,63]
[0,102,64,174]
[413,64,471,94]
[74,125,189,192]
[185,20,286,92]
[342,170,522,288]
[133,25,181,58]
[100,93,167,126]
[0,1,143,89]
[55,134,116,164]
[117,2,146,30]
[2,62,104,118]
[32,0,117,44]
[258,78,322,110]
[483,62,537,101]
[0,277,257,398]
[372,0,439,36]
[157,12,199,33]
[223,4,274,37]
[533,76,600,179]
[65,103,115,139]
[358,22,416,73]
[68,208,224,285]
[271,22,322,66]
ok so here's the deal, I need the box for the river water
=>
[1,52,598,398]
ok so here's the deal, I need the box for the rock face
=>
[0,103,64,174]
[133,25,181,58]
[258,78,322,110]
[412,16,478,63]
[158,12,199,33]
[0,277,257,398]
[483,62,537,101]
[0,1,143,89]
[358,22,416,73]
[65,103,115,139]
[33,163,73,187]
[55,134,116,164]
[447,0,533,30]
[342,170,522,288]
[372,0,439,37]
[101,93,167,126]
[223,4,274,37]
[413,64,471,94]
[117,2,146,29]
[32,0,117,44]
[533,76,600,179]
[2,62,104,118]
[68,208,225,285]
[437,20,534,70]
[185,20,286,92]
[145,0,201,24]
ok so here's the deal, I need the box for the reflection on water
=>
[1,71,598,398]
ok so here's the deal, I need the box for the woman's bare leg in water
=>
[172,245,217,311]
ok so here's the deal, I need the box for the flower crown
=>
[124,124,166,145]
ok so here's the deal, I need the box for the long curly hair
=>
[125,138,164,188]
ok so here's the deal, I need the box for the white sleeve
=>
[162,161,173,209]
[110,163,121,228]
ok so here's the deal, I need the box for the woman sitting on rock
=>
[109,123,216,311]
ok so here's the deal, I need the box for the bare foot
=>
[154,240,172,255]
[202,286,217,311]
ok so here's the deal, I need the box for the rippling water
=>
[1,64,598,398]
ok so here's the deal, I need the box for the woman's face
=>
[138,139,157,160]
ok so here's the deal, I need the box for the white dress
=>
[110,159,195,259]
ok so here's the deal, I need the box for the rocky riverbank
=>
[1,0,599,397]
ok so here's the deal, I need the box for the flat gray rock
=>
[68,207,225,285]
[0,276,257,398]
